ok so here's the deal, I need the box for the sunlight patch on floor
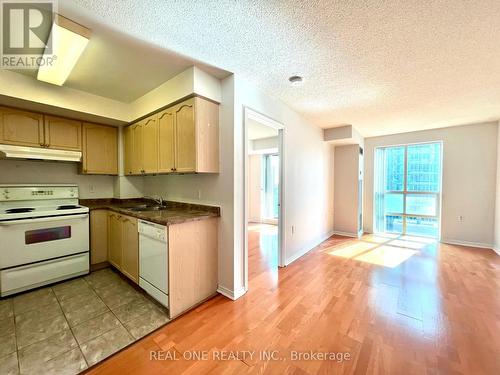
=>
[354,245,419,268]
[389,239,427,250]
[360,234,393,244]
[399,235,437,244]
[325,233,433,267]
[325,242,377,258]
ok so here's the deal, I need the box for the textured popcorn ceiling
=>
[65,0,500,136]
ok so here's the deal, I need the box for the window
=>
[374,142,442,238]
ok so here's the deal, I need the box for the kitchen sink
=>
[127,205,165,212]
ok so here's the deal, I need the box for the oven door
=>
[0,213,89,269]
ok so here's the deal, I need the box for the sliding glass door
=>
[374,142,442,238]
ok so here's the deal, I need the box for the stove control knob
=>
[2,189,9,200]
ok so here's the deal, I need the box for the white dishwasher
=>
[138,220,169,308]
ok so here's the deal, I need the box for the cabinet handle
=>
[39,141,44,146]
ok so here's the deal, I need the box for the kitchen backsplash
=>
[0,159,115,199]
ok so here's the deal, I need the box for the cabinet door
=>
[82,123,118,175]
[141,115,158,174]
[44,116,82,151]
[168,218,218,318]
[158,108,175,173]
[107,213,123,269]
[0,107,44,147]
[123,125,133,175]
[175,100,196,172]
[121,215,138,283]
[90,210,108,265]
[131,122,143,174]
[195,97,219,173]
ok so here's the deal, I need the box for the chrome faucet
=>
[144,195,165,206]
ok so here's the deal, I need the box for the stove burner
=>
[6,208,35,214]
[57,205,80,210]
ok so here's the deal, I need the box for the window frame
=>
[377,141,443,238]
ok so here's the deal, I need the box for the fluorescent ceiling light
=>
[37,15,90,86]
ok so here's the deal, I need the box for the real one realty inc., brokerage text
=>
[150,350,351,362]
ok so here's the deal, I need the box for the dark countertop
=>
[79,198,220,226]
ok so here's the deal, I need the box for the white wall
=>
[0,70,130,121]
[142,75,237,296]
[334,145,359,236]
[364,122,498,248]
[234,76,335,269]
[251,136,278,151]
[142,75,335,299]
[494,121,500,254]
[248,154,261,222]
[0,159,114,199]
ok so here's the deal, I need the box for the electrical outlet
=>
[89,184,95,194]
[198,189,201,199]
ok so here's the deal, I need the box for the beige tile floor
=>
[0,268,170,375]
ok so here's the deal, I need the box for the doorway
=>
[244,108,284,293]
[374,141,442,238]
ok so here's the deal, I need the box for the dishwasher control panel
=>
[138,220,166,241]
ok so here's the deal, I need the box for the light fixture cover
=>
[37,15,90,86]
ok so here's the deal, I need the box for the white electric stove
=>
[0,184,89,297]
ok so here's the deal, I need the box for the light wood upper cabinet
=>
[174,97,219,173]
[0,107,44,147]
[174,100,196,173]
[107,212,123,270]
[123,96,219,175]
[121,215,139,283]
[158,109,175,173]
[195,97,219,173]
[142,115,158,174]
[82,123,118,175]
[123,125,133,175]
[44,116,82,151]
[131,122,144,174]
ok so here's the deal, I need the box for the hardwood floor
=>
[85,230,500,375]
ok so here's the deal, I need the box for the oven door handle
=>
[0,214,89,226]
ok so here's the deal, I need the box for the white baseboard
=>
[217,285,247,300]
[333,230,359,238]
[284,230,335,266]
[440,238,495,250]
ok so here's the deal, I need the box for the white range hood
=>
[0,144,82,162]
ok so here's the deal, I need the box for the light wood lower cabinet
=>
[107,212,123,269]
[107,211,139,283]
[121,216,139,283]
[91,209,218,317]
[89,210,108,265]
[168,217,218,318]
